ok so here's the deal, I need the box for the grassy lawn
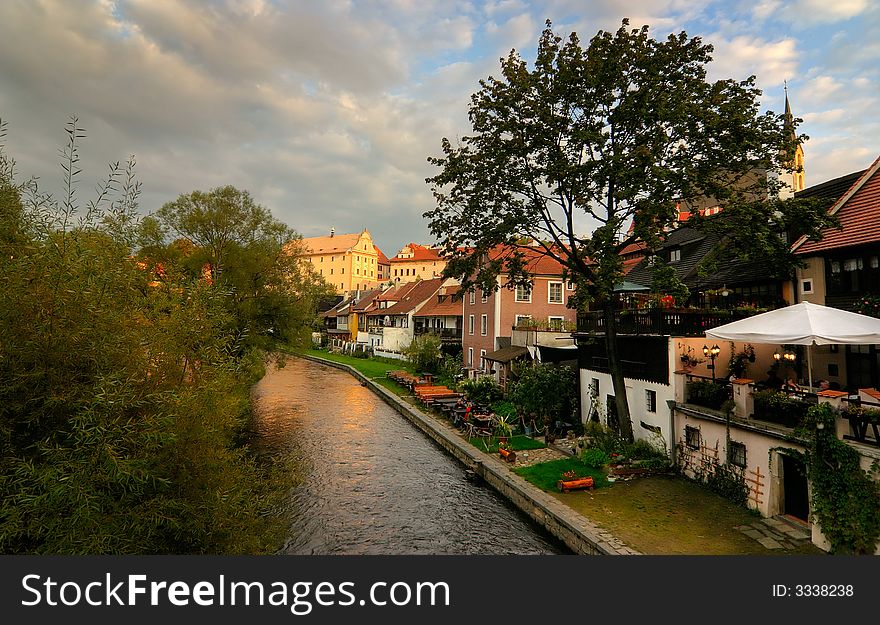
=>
[514,458,609,492]
[553,473,823,555]
[468,435,546,453]
[300,348,411,378]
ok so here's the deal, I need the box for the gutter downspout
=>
[666,399,677,465]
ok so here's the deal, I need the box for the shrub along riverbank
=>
[0,122,312,554]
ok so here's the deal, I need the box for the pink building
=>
[461,250,576,382]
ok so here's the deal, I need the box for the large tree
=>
[425,20,834,440]
[152,186,333,348]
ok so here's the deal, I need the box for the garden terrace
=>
[576,308,755,337]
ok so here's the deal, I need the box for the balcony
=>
[513,319,577,332]
[576,308,756,337]
[414,327,463,341]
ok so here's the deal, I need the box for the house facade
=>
[412,283,463,344]
[461,250,576,384]
[365,278,444,352]
[299,228,380,294]
[792,156,880,391]
[389,243,447,283]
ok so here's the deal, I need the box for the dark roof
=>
[483,345,529,363]
[795,169,866,203]
[626,223,779,290]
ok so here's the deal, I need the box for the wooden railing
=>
[577,308,756,337]
[841,398,880,448]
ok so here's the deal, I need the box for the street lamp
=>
[703,344,721,382]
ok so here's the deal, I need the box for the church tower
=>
[784,83,805,195]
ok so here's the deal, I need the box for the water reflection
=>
[252,357,564,555]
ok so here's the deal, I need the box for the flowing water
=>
[252,356,565,555]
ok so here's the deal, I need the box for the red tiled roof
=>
[487,245,570,276]
[374,245,390,265]
[414,285,463,317]
[351,289,383,312]
[390,243,444,263]
[794,155,880,255]
[376,281,419,302]
[381,278,444,315]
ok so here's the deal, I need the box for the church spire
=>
[782,81,805,194]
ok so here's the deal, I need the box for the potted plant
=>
[679,346,705,372]
[493,413,515,445]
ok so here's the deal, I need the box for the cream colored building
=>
[298,228,380,294]
[390,243,447,283]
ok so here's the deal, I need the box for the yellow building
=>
[299,228,381,294]
[390,243,447,283]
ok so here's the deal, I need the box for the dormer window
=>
[669,248,681,263]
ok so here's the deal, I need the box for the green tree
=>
[425,20,835,440]
[152,186,333,349]
[403,334,443,373]
[0,118,290,553]
[509,362,578,437]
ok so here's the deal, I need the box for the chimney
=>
[330,227,335,238]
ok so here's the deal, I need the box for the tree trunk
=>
[603,299,634,442]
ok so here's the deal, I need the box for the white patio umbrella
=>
[705,301,880,390]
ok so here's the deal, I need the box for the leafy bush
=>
[583,421,627,456]
[753,390,811,427]
[686,380,729,410]
[627,437,668,462]
[459,376,502,405]
[403,334,442,373]
[435,355,464,389]
[509,362,578,433]
[580,448,610,469]
[801,403,880,554]
[0,118,291,554]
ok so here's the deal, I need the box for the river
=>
[252,356,565,555]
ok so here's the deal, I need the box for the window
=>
[480,349,486,371]
[468,314,475,335]
[590,378,599,398]
[481,289,488,303]
[567,281,575,290]
[515,283,531,302]
[669,248,681,262]
[468,347,474,367]
[728,441,746,468]
[685,426,700,450]
[515,314,532,327]
[480,314,488,336]
[548,316,564,331]
[548,281,563,304]
[645,389,657,413]
[801,279,813,295]
[330,268,334,275]
[341,268,344,274]
[470,290,475,305]
[828,363,839,377]
[647,256,656,267]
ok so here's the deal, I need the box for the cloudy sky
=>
[1,0,878,256]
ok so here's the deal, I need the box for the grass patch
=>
[514,458,608,492]
[300,348,411,378]
[468,435,546,453]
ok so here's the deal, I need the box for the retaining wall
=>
[298,354,637,556]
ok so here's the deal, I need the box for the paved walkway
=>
[735,517,812,550]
